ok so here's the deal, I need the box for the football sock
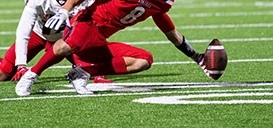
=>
[31,47,64,75]
[175,36,196,57]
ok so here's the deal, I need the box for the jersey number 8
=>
[120,6,145,24]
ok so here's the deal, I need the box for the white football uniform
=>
[15,0,94,66]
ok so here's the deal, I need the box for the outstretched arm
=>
[15,1,37,66]
[153,13,215,79]
[152,13,199,60]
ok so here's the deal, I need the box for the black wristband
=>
[175,36,196,57]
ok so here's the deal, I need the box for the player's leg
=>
[0,45,15,81]
[72,42,153,76]
[0,31,46,81]
[16,38,70,96]
[30,21,107,76]
[11,32,48,81]
[17,21,105,96]
[64,22,109,94]
[0,58,9,81]
[109,42,153,74]
[70,54,113,83]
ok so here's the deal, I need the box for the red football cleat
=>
[93,76,113,83]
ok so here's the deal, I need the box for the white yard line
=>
[0,37,273,51]
[126,38,273,45]
[0,10,272,17]
[0,9,22,14]
[0,4,23,7]
[59,82,273,88]
[255,2,273,7]
[0,19,18,23]
[185,11,273,18]
[0,2,270,9]
[173,2,244,8]
[40,88,273,93]
[17,58,271,69]
[0,47,10,50]
[55,83,273,92]
[1,87,273,101]
[168,11,273,18]
[125,23,273,31]
[2,22,272,30]
[0,31,15,35]
[46,58,273,69]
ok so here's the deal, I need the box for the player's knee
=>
[53,39,72,56]
[145,52,153,68]
[134,54,153,71]
[133,59,150,71]
[139,51,153,69]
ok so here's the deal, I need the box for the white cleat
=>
[66,66,93,95]
[15,70,38,96]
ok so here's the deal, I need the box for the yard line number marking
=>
[133,93,273,104]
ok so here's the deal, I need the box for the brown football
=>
[204,39,228,80]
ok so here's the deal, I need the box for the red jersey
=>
[80,0,174,38]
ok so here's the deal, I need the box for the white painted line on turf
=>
[173,11,273,18]
[125,23,273,31]
[126,37,273,45]
[0,1,244,9]
[0,31,15,35]
[0,2,266,9]
[45,58,273,69]
[173,2,244,8]
[1,37,273,50]
[2,89,273,102]
[59,83,222,89]
[0,58,261,69]
[40,89,75,93]
[2,22,273,31]
[255,2,273,7]
[0,9,22,14]
[1,10,273,17]
[58,82,215,88]
[58,82,273,88]
[133,92,273,104]
[0,91,185,102]
[41,88,273,94]
[0,4,23,7]
[0,47,10,50]
[0,19,19,23]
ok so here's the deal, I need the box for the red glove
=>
[11,66,28,81]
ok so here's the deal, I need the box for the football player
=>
[0,0,74,81]
[0,0,113,82]
[16,0,210,96]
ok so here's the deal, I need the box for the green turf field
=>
[1,0,273,127]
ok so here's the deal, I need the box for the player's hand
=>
[45,8,70,30]
[11,66,28,81]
